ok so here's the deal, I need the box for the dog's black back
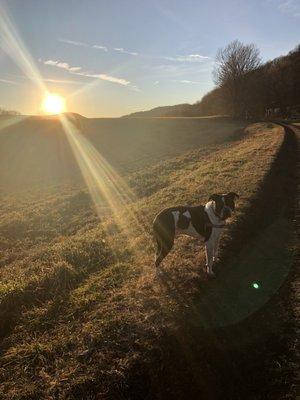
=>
[153,205,212,267]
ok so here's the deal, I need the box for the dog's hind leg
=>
[212,231,221,263]
[153,211,175,273]
[155,237,173,271]
[155,237,163,268]
[204,237,215,276]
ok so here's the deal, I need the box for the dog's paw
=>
[207,270,216,278]
[155,268,164,278]
[201,265,208,274]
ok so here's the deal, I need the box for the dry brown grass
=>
[0,121,288,399]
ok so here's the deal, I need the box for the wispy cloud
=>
[278,0,300,16]
[61,38,209,61]
[93,44,108,51]
[43,59,82,72]
[164,54,210,62]
[113,47,138,56]
[42,77,83,85]
[60,39,138,54]
[40,59,131,86]
[59,38,108,51]
[59,38,210,64]
[59,39,88,47]
[175,79,205,84]
[75,71,130,85]
[0,77,19,85]
[153,79,207,86]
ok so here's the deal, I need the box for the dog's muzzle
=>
[221,206,232,220]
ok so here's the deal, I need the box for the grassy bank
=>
[0,121,293,399]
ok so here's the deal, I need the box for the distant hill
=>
[0,112,87,122]
[62,112,87,120]
[122,103,198,118]
[29,112,87,120]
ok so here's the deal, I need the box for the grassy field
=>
[0,117,296,399]
[0,116,245,192]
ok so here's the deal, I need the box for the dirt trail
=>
[283,123,300,399]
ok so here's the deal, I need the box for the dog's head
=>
[208,192,239,220]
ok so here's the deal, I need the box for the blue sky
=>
[0,0,299,117]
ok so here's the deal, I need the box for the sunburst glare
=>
[42,93,66,114]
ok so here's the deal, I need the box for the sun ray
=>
[0,6,46,93]
[59,115,150,255]
[0,5,150,258]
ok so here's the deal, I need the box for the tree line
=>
[0,107,20,116]
[126,41,300,119]
[196,40,300,119]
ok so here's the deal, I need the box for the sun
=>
[42,93,66,114]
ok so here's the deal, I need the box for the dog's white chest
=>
[172,211,202,239]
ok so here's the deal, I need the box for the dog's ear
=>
[208,193,221,202]
[226,192,239,200]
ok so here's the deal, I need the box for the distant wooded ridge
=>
[0,108,20,116]
[123,42,300,119]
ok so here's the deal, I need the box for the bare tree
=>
[213,40,261,117]
[214,40,261,86]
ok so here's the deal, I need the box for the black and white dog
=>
[153,192,239,276]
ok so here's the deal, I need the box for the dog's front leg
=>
[204,237,214,276]
[213,231,221,263]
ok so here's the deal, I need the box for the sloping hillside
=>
[0,120,297,399]
[0,116,245,192]
[122,103,195,118]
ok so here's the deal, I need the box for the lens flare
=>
[252,282,260,289]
